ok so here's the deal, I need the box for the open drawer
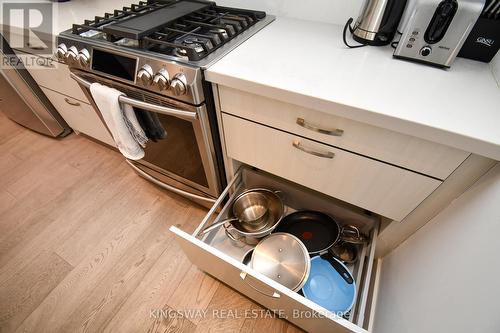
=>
[170,167,381,333]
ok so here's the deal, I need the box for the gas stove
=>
[55,0,273,206]
[56,0,274,105]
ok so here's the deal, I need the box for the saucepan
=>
[202,188,285,244]
[202,190,270,234]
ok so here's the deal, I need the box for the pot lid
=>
[251,233,310,291]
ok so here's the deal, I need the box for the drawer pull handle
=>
[296,117,344,136]
[240,271,281,299]
[64,98,80,107]
[293,140,335,159]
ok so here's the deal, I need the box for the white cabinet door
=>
[374,164,500,333]
[41,87,115,146]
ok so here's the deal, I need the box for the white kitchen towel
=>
[89,83,148,160]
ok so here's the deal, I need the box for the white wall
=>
[374,163,500,333]
[216,0,364,25]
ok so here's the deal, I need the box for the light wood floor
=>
[0,112,303,333]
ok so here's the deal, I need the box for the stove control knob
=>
[65,46,78,65]
[77,48,90,67]
[55,43,67,61]
[153,68,170,91]
[137,64,153,86]
[170,73,187,96]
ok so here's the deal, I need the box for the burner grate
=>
[141,4,263,61]
[70,1,266,61]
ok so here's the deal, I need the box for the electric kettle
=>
[344,0,408,47]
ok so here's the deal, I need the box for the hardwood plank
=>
[0,190,16,217]
[0,155,127,276]
[193,284,256,333]
[147,305,197,333]
[14,186,200,333]
[0,153,22,190]
[55,201,193,333]
[103,209,205,333]
[166,265,220,325]
[0,113,24,145]
[0,116,295,333]
[239,302,304,333]
[0,251,72,333]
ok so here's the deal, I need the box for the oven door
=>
[70,70,220,205]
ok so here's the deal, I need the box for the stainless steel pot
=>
[224,188,285,244]
[201,191,270,235]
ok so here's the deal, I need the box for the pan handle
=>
[320,253,354,285]
[224,226,240,242]
[201,217,238,235]
[239,271,281,298]
[340,225,367,244]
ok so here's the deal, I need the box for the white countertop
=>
[206,17,500,161]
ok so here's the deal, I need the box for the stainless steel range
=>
[56,0,274,206]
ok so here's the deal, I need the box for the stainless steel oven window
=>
[70,70,220,198]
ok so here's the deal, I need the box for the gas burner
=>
[69,0,266,61]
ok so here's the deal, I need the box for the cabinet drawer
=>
[41,87,115,146]
[222,113,441,221]
[14,50,89,102]
[218,86,469,180]
[171,167,379,333]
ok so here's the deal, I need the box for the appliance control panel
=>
[55,36,204,105]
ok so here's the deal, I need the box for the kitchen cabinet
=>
[12,50,88,103]
[12,50,114,146]
[171,82,498,333]
[41,87,114,146]
[218,86,469,181]
[222,113,441,221]
[374,164,500,333]
[172,167,379,333]
[171,164,500,333]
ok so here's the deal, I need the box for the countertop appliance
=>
[0,36,71,137]
[457,0,500,62]
[56,0,274,207]
[343,0,408,47]
[394,0,486,68]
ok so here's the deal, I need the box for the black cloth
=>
[133,108,167,142]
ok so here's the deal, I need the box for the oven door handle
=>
[70,72,198,121]
[126,160,216,204]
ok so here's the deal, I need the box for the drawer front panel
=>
[222,113,441,221]
[15,51,89,102]
[171,226,366,333]
[218,86,469,180]
[41,87,115,146]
